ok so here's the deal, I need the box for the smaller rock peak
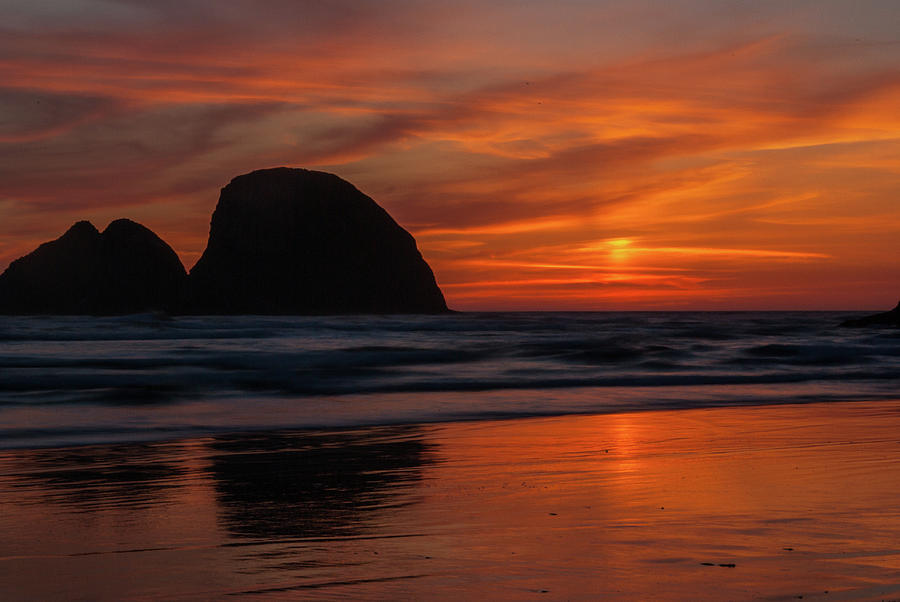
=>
[62,220,99,238]
[103,218,152,236]
[106,218,140,228]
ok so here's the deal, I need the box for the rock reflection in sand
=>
[0,426,434,599]
[7,443,188,511]
[209,427,434,540]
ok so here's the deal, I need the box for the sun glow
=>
[606,238,634,263]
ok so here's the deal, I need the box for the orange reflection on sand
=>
[4,403,900,598]
[402,402,900,599]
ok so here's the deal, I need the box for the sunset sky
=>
[2,0,899,310]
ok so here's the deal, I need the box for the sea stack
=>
[0,219,187,314]
[840,301,900,327]
[187,168,448,314]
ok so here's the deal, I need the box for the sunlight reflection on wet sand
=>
[2,401,900,600]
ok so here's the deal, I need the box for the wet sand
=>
[2,400,900,600]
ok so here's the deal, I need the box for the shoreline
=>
[5,384,900,452]
[3,311,897,452]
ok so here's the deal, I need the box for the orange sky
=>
[1,1,899,310]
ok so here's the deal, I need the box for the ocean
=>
[1,311,897,449]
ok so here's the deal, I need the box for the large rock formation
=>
[0,168,448,315]
[0,219,187,314]
[840,301,900,328]
[187,168,447,314]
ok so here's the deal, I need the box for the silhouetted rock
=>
[0,219,186,315]
[0,169,447,315]
[840,301,900,328]
[187,167,448,314]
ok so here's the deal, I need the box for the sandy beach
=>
[2,400,900,600]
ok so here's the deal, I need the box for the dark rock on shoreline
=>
[0,219,187,315]
[0,168,448,315]
[840,301,900,327]
[187,168,448,314]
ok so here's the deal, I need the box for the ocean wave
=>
[1,312,898,447]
